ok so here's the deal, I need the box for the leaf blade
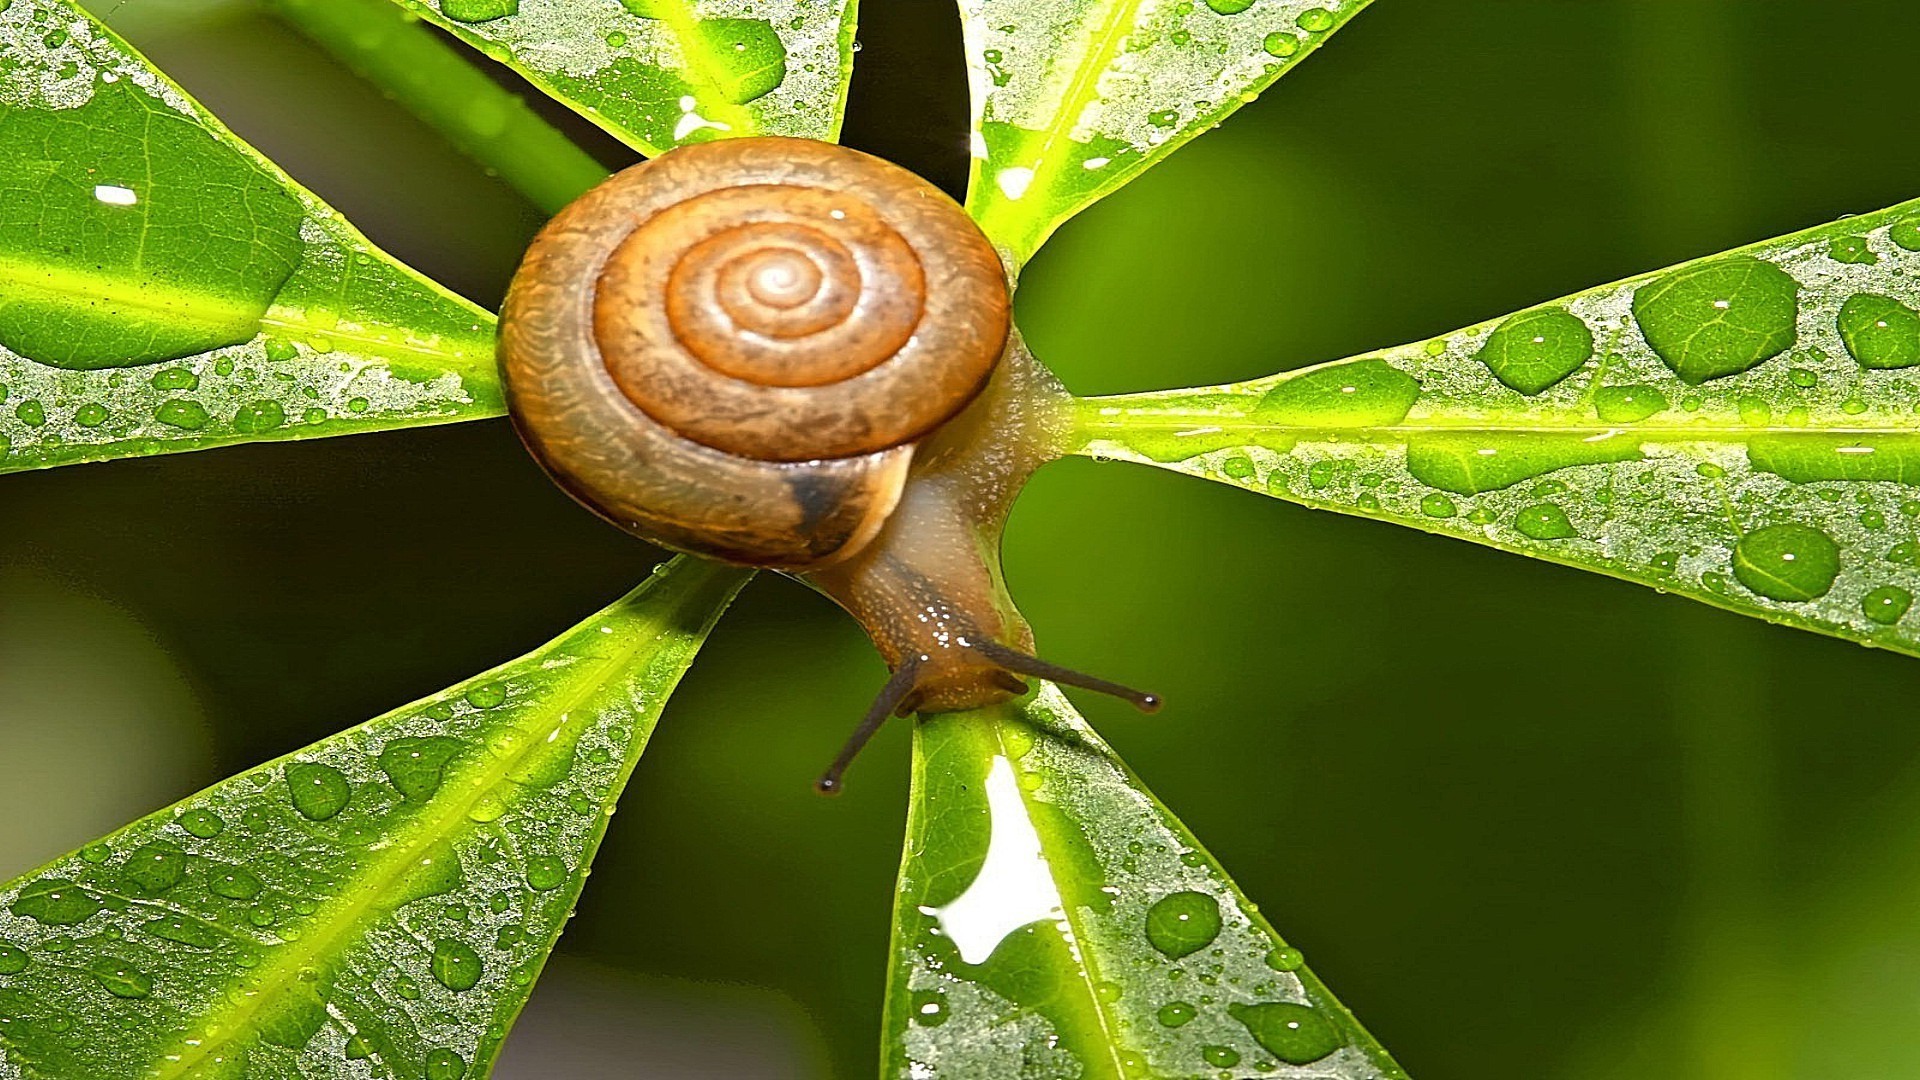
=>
[1077,196,1920,658]
[885,687,1405,1079]
[962,0,1371,265]
[0,0,503,476]
[383,0,859,156]
[0,556,750,1079]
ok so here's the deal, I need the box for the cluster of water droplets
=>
[1086,200,1920,653]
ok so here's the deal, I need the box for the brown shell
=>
[499,136,1011,570]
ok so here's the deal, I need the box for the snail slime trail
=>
[499,136,1158,792]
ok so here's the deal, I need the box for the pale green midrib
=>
[990,707,1131,1080]
[146,583,699,1080]
[258,308,494,372]
[652,2,764,138]
[1079,415,1920,441]
[972,0,1142,227]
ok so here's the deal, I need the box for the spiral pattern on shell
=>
[593,139,1010,462]
[498,136,1012,570]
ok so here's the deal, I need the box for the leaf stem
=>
[264,0,608,216]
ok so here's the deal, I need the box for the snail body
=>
[500,136,1152,787]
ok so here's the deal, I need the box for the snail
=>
[498,136,1157,792]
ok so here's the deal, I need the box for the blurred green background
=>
[7,1,1920,1077]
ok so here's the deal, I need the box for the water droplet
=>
[1420,493,1457,518]
[465,683,507,709]
[285,762,351,820]
[1262,31,1300,57]
[911,989,949,1026]
[1829,235,1878,265]
[150,367,198,391]
[1514,503,1576,540]
[177,808,225,838]
[10,879,102,925]
[1632,256,1800,383]
[1265,946,1304,971]
[345,1035,373,1059]
[1407,432,1640,494]
[122,841,186,896]
[1788,367,1818,388]
[1146,890,1222,959]
[693,19,787,104]
[1204,0,1253,12]
[1746,433,1920,483]
[1230,1001,1342,1064]
[209,864,264,900]
[1295,7,1335,31]
[431,938,484,992]
[232,400,285,433]
[441,0,516,21]
[1475,308,1593,395]
[73,403,108,428]
[1732,524,1840,602]
[425,1047,467,1079]
[0,945,28,975]
[1158,1001,1197,1027]
[1201,1045,1241,1067]
[1891,217,1920,252]
[13,399,44,427]
[89,959,153,999]
[1255,359,1420,430]
[154,399,210,430]
[1862,585,1912,625]
[1838,294,1920,370]
[1592,384,1668,423]
[526,854,568,891]
[379,736,463,801]
[142,914,222,949]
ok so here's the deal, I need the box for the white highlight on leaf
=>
[92,184,137,206]
[996,167,1035,200]
[673,94,731,142]
[922,756,1063,965]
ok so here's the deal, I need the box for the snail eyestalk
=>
[970,639,1163,713]
[815,655,926,796]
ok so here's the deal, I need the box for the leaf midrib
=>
[147,593,677,1079]
[1081,414,1920,441]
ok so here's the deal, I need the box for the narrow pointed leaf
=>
[0,0,501,477]
[886,687,1405,1079]
[381,0,858,157]
[267,0,609,216]
[1078,197,1920,658]
[0,556,749,1079]
[961,0,1371,266]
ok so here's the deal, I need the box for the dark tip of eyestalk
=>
[814,773,845,797]
[1136,693,1163,714]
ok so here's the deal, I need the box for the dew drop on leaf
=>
[73,403,107,428]
[176,808,224,838]
[231,400,285,434]
[1631,256,1800,383]
[121,842,186,896]
[0,945,27,975]
[910,989,949,1026]
[1202,1044,1241,1067]
[1145,890,1222,959]
[1295,7,1335,31]
[1731,524,1840,602]
[440,0,517,22]
[1265,946,1304,971]
[1838,294,1920,370]
[379,736,464,801]
[1862,585,1913,625]
[10,879,102,926]
[1892,217,1920,252]
[286,762,352,820]
[525,854,568,891]
[464,683,507,709]
[1592,384,1668,423]
[88,959,153,1000]
[1157,1001,1196,1027]
[208,863,264,900]
[431,938,484,993]
[153,399,210,431]
[1420,493,1457,519]
[1261,31,1300,57]
[1229,1001,1343,1064]
[426,1047,468,1079]
[1204,0,1253,12]
[1475,308,1593,395]
[1514,503,1577,540]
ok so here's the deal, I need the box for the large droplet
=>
[10,879,102,926]
[1230,1001,1343,1064]
[88,959,153,1000]
[1157,1001,1196,1027]
[1475,308,1593,395]
[0,944,28,974]
[441,0,517,21]
[525,854,568,891]
[1862,585,1912,626]
[1837,294,1920,370]
[1732,524,1840,602]
[695,19,787,104]
[379,737,464,801]
[431,938,484,992]
[1593,384,1668,423]
[1407,432,1641,494]
[208,864,264,900]
[176,808,225,838]
[1514,502,1576,540]
[121,841,187,896]
[1253,359,1420,430]
[286,762,352,820]
[1145,890,1222,959]
[426,1047,468,1079]
[1631,256,1800,383]
[910,989,949,1026]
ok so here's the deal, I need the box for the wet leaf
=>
[960,0,1372,266]
[885,686,1405,1079]
[0,557,749,1079]
[382,0,858,156]
[1076,196,1920,657]
[0,0,501,476]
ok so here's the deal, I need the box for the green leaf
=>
[885,687,1405,1079]
[0,556,749,1079]
[383,0,859,156]
[266,0,610,216]
[962,0,1371,266]
[0,0,501,477]
[1075,196,1920,657]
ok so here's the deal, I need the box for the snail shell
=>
[498,136,1012,569]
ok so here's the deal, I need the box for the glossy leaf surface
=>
[960,0,1371,265]
[0,0,500,476]
[383,0,858,157]
[0,557,749,1080]
[1077,198,1920,657]
[886,687,1404,1079]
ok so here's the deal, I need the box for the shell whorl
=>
[498,136,1012,570]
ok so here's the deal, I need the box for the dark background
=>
[7,1,1920,1077]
